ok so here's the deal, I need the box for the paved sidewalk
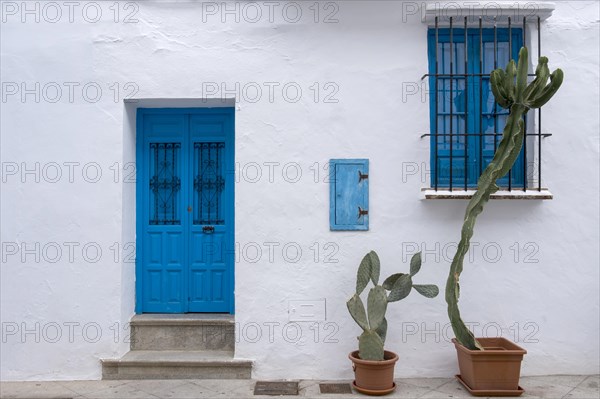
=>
[1,375,598,398]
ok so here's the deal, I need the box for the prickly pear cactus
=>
[347,251,439,360]
[446,47,564,351]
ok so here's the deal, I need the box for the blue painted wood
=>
[428,28,524,188]
[188,112,234,313]
[136,108,235,314]
[330,159,369,231]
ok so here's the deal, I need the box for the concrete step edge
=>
[132,314,234,320]
[101,359,253,367]
[101,350,252,367]
[131,318,235,326]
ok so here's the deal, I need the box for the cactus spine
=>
[446,47,564,350]
[347,251,439,360]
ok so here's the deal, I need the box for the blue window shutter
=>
[330,159,369,231]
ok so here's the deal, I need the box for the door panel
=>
[188,230,228,311]
[188,112,233,313]
[140,114,187,313]
[137,109,234,314]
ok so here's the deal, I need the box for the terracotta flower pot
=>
[453,337,526,393]
[349,350,398,396]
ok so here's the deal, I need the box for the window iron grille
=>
[422,16,550,192]
[149,142,181,225]
[193,142,225,225]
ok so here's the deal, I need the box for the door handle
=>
[202,226,215,233]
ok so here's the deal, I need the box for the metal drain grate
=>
[319,383,353,394]
[254,381,299,396]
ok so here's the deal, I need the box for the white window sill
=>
[421,188,553,200]
[421,1,556,24]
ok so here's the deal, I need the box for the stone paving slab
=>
[0,375,597,399]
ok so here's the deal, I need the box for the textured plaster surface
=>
[1,1,598,381]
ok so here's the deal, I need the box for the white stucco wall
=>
[1,0,598,381]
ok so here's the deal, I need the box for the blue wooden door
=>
[136,108,234,313]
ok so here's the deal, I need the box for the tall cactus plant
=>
[446,47,564,350]
[347,251,439,360]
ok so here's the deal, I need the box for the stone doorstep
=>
[105,350,238,364]
[129,315,235,352]
[101,350,253,380]
[102,314,252,380]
